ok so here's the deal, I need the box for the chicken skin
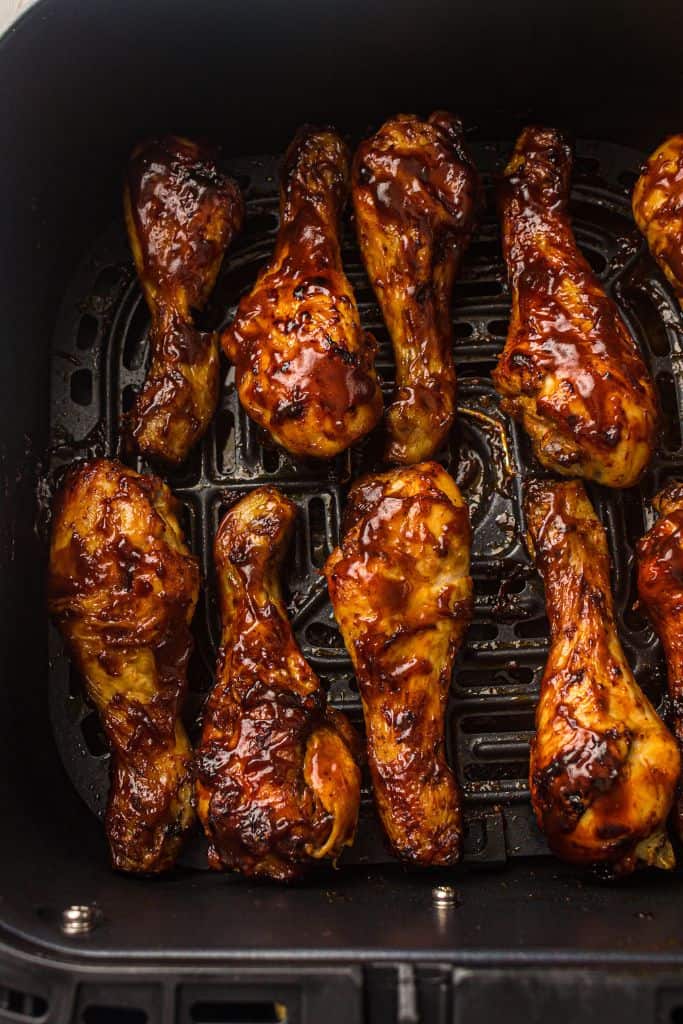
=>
[637,481,683,837]
[195,487,361,880]
[494,127,657,488]
[526,478,679,876]
[324,462,472,865]
[223,127,382,459]
[47,459,199,873]
[633,134,683,304]
[125,135,244,465]
[352,112,480,464]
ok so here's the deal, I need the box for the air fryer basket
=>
[47,139,681,872]
[3,0,683,1021]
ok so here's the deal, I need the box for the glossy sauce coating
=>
[223,127,382,459]
[48,459,199,873]
[526,478,679,875]
[195,487,361,880]
[494,127,657,488]
[633,134,683,303]
[637,481,683,836]
[125,135,244,464]
[352,112,481,464]
[324,462,472,865]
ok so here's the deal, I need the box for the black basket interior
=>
[44,137,683,871]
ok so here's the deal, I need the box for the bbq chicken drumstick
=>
[526,478,679,876]
[125,135,244,465]
[195,488,361,880]
[324,462,472,865]
[637,481,683,837]
[223,127,382,459]
[352,112,480,464]
[494,127,657,488]
[633,133,683,304]
[48,459,199,873]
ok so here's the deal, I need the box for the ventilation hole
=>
[468,622,498,642]
[305,622,342,648]
[465,762,529,782]
[122,385,137,413]
[474,577,501,597]
[216,408,236,475]
[624,285,671,356]
[487,319,510,337]
[350,285,377,306]
[308,497,328,568]
[466,238,502,265]
[242,210,279,241]
[81,712,108,757]
[455,279,504,299]
[505,576,527,595]
[574,155,601,177]
[461,711,536,734]
[262,446,281,473]
[0,986,48,1018]
[618,170,640,191]
[123,300,150,371]
[93,266,122,299]
[458,665,535,688]
[163,445,202,488]
[175,501,194,545]
[458,359,497,379]
[658,372,682,451]
[70,369,93,406]
[580,246,608,275]
[622,488,645,547]
[514,616,550,639]
[369,324,391,349]
[190,1002,283,1024]
[83,1008,148,1024]
[76,313,99,350]
[475,738,531,760]
[453,321,474,339]
[570,199,632,237]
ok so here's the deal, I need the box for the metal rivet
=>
[432,885,460,907]
[61,903,102,936]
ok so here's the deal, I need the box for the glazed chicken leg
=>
[637,482,683,837]
[48,459,199,873]
[352,112,480,464]
[526,479,679,875]
[324,462,472,865]
[223,127,382,459]
[125,136,244,464]
[494,127,657,488]
[633,134,683,304]
[195,487,361,880]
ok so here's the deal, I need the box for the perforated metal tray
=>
[44,138,683,869]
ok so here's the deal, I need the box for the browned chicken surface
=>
[324,462,472,865]
[223,127,382,459]
[195,487,361,880]
[633,134,683,304]
[637,481,683,837]
[125,135,244,465]
[352,112,480,464]
[526,478,679,875]
[48,459,199,873]
[494,127,657,488]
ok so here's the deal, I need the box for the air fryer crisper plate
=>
[45,138,683,869]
